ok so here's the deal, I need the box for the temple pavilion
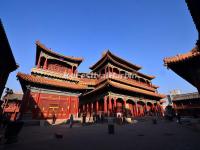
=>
[17,41,165,121]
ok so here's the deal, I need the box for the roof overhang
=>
[35,41,83,66]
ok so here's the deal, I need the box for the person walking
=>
[82,112,86,126]
[52,111,56,125]
[107,114,115,134]
[176,113,181,124]
[69,114,74,128]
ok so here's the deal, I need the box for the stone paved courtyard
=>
[0,118,200,150]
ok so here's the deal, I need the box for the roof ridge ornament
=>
[102,49,110,57]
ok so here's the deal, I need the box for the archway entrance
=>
[126,99,136,117]
[116,98,124,113]
[137,101,145,116]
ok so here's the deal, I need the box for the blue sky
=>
[0,0,198,94]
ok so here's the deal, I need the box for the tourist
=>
[107,114,115,134]
[101,113,105,123]
[176,113,181,124]
[92,112,96,123]
[69,114,74,128]
[52,111,56,125]
[96,113,100,123]
[82,112,86,126]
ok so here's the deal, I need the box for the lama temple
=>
[17,41,165,121]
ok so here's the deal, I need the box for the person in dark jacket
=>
[69,114,74,128]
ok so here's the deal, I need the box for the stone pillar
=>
[104,96,107,114]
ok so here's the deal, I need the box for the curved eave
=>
[90,50,141,71]
[83,79,165,99]
[17,72,88,91]
[96,77,156,92]
[108,80,165,99]
[35,40,83,66]
[82,81,109,97]
[163,47,200,66]
[137,72,155,80]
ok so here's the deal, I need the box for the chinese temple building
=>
[17,41,165,122]
[2,92,22,121]
[17,41,86,121]
[0,20,18,98]
[79,51,165,118]
[172,92,200,117]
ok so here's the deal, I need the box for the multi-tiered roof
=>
[17,41,165,99]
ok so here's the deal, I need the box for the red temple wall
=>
[47,61,74,74]
[47,63,68,74]
[23,91,79,119]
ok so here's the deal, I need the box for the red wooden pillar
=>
[152,105,155,115]
[130,104,134,116]
[96,101,99,113]
[87,104,89,114]
[91,103,93,113]
[76,98,79,115]
[43,58,48,69]
[154,104,158,116]
[158,104,163,116]
[104,96,107,114]
[143,103,146,116]
[37,56,41,68]
[114,98,117,112]
[109,96,112,111]
[133,104,137,116]
[135,102,138,116]
[145,102,148,116]
[123,98,126,116]
[67,97,71,118]
[124,98,126,108]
